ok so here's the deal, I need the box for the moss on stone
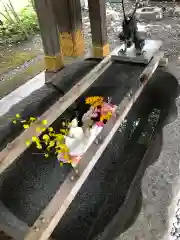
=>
[0,59,44,98]
[0,50,41,76]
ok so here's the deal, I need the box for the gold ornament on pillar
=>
[93,44,110,58]
[59,29,85,57]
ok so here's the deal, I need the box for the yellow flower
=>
[42,134,50,141]
[15,114,21,119]
[47,141,55,151]
[60,162,63,166]
[85,96,104,106]
[60,129,68,135]
[63,153,70,161]
[41,128,46,132]
[42,120,48,125]
[85,98,90,104]
[100,116,105,122]
[23,124,29,129]
[32,136,38,142]
[106,111,112,119]
[29,117,36,122]
[49,133,55,137]
[55,134,64,142]
[94,100,103,108]
[56,149,62,153]
[26,140,31,146]
[56,143,63,149]
[61,144,69,152]
[36,143,42,149]
[100,112,112,122]
[49,141,55,147]
[85,96,93,104]
[48,127,53,132]
[15,113,72,167]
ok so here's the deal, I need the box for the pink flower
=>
[71,156,82,164]
[100,102,116,116]
[96,121,104,127]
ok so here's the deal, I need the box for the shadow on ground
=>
[98,70,179,240]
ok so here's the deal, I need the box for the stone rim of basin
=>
[136,6,162,14]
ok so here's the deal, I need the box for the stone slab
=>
[111,40,162,64]
[136,7,163,21]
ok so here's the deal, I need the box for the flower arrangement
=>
[58,96,117,168]
[12,96,116,168]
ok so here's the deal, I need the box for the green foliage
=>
[19,6,39,33]
[0,2,39,45]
